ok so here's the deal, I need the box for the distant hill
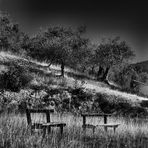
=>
[132,60,148,73]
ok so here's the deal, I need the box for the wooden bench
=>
[81,113,120,133]
[26,108,66,136]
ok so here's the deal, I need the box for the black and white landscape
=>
[0,0,148,147]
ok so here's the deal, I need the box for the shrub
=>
[0,62,32,92]
[111,64,148,94]
[70,87,92,109]
[94,93,116,113]
[94,93,148,117]
[140,100,148,108]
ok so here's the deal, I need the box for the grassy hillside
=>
[131,60,148,95]
[0,51,148,116]
[1,52,148,147]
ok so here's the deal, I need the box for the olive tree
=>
[29,26,89,76]
[0,12,28,54]
[95,37,135,83]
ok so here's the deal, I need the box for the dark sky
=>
[0,0,148,62]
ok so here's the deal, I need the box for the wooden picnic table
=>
[81,113,120,133]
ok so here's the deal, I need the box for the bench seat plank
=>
[81,113,112,117]
[42,122,66,127]
[82,124,96,128]
[97,124,120,127]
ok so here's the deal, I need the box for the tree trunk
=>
[101,67,110,84]
[48,63,52,71]
[48,56,55,69]
[48,62,52,68]
[97,66,104,80]
[82,66,86,73]
[61,61,65,77]
[91,66,95,75]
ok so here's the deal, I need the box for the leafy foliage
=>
[0,12,29,53]
[94,37,135,81]
[28,26,89,76]
[94,93,147,117]
[0,63,32,92]
[111,64,148,93]
[95,37,135,67]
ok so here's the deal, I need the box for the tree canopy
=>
[29,26,89,76]
[1,11,146,93]
[95,37,135,82]
[0,12,29,53]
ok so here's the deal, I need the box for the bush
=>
[140,100,148,108]
[94,93,148,117]
[111,64,148,94]
[70,87,92,109]
[0,63,32,92]
[93,93,116,113]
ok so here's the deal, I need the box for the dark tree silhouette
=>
[95,37,135,83]
[29,26,89,76]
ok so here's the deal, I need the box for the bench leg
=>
[104,127,107,132]
[60,126,63,135]
[30,128,33,135]
[113,127,116,133]
[47,126,51,133]
[82,126,86,134]
[83,126,86,131]
[42,127,47,138]
[113,126,119,133]
[92,127,95,134]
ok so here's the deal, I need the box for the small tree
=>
[0,12,28,54]
[0,63,32,92]
[111,64,148,93]
[95,37,135,83]
[78,43,97,74]
[29,26,89,76]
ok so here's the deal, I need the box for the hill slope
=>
[1,51,148,116]
[0,51,148,102]
[132,60,148,73]
[1,52,148,99]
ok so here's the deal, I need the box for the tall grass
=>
[1,113,148,148]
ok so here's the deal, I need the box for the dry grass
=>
[83,81,148,101]
[1,51,148,147]
[1,113,148,148]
